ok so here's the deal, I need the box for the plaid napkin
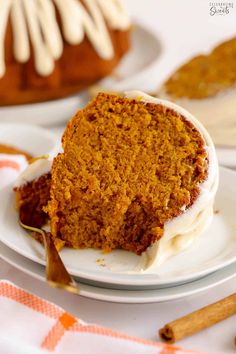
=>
[0,153,28,189]
[0,280,206,354]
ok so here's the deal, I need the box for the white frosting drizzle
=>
[125,91,219,273]
[0,0,130,78]
[0,0,12,77]
[11,0,30,63]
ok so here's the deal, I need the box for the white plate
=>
[0,123,59,157]
[0,167,236,289]
[0,240,235,303]
[0,24,162,126]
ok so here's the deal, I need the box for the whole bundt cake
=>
[0,0,130,105]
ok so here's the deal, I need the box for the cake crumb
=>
[96,258,106,267]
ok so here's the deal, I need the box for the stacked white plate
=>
[0,124,235,303]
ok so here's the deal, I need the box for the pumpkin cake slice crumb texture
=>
[46,93,209,255]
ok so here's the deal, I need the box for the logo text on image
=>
[209,2,234,16]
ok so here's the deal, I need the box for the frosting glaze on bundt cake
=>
[0,0,130,105]
[41,92,218,270]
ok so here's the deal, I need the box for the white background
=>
[124,0,236,91]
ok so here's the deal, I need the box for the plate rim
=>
[0,122,59,156]
[0,240,235,303]
[216,146,236,169]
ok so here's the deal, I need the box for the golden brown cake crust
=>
[164,37,236,99]
[46,93,208,255]
[0,24,130,106]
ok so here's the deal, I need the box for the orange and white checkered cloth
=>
[0,280,207,354]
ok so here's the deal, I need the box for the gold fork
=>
[19,221,80,295]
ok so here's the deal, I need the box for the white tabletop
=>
[1,1,236,353]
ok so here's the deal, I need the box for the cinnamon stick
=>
[159,293,236,343]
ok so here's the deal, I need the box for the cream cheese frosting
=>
[14,158,52,188]
[125,91,219,273]
[0,0,130,78]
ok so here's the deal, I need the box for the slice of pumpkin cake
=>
[44,92,218,267]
